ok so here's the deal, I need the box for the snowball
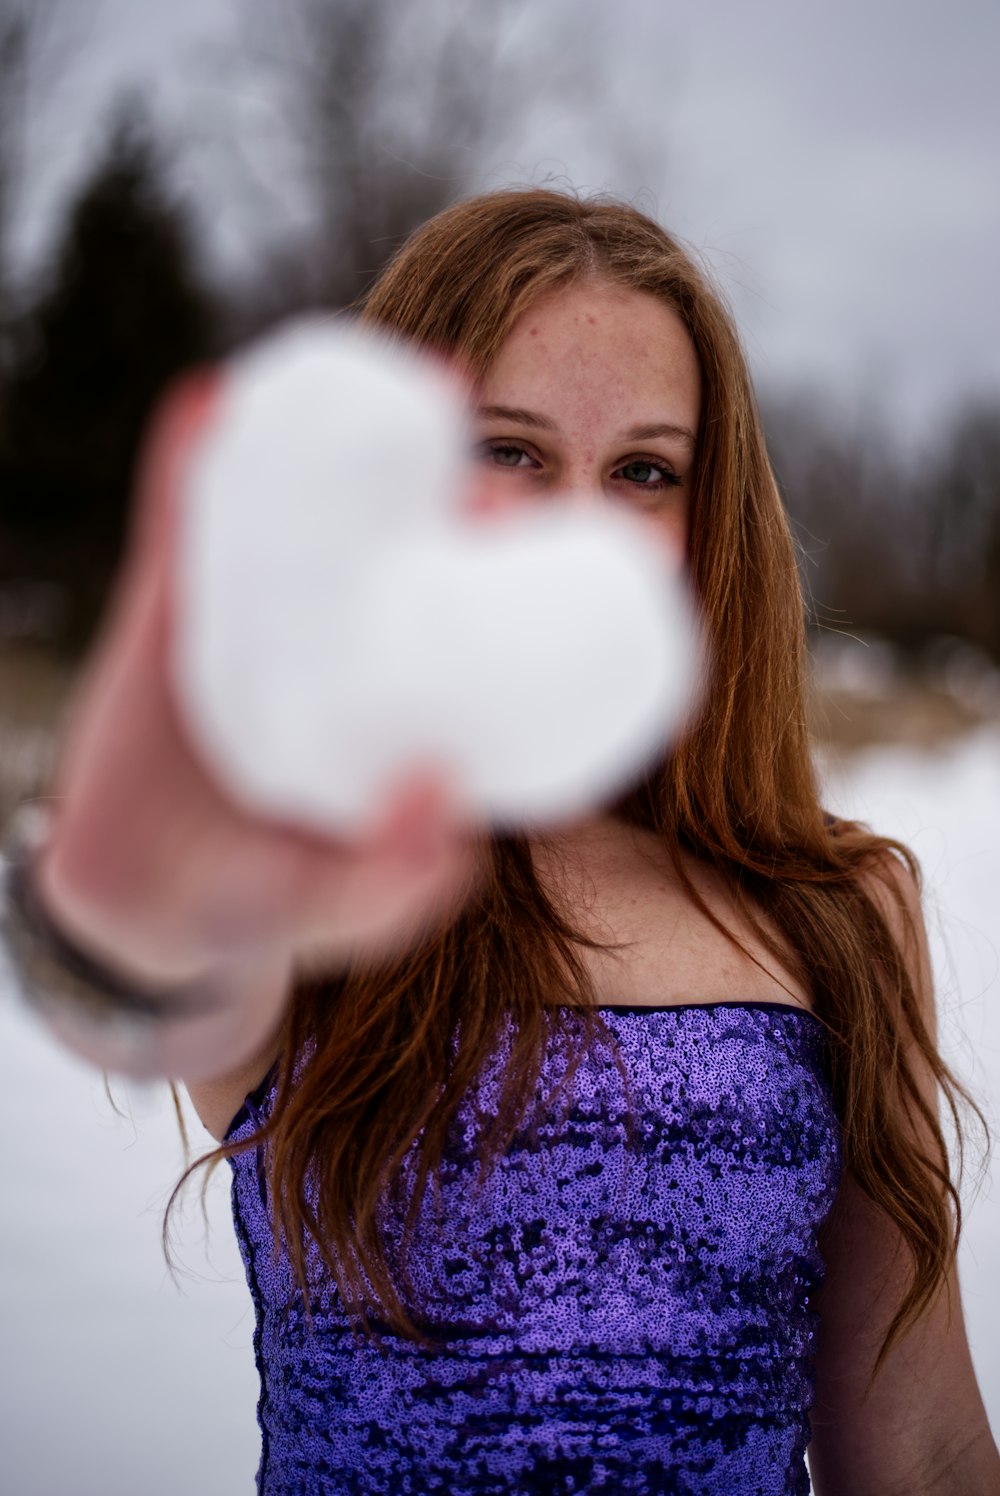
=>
[171,316,701,834]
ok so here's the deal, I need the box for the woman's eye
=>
[477,442,535,470]
[616,458,679,488]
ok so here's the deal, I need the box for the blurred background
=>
[0,1,997,1492]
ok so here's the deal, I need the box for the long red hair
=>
[181,188,980,1376]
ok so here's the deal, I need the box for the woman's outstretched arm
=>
[19,375,476,1085]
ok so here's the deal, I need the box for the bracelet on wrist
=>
[0,801,223,1073]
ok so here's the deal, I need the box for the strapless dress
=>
[227,1001,842,1494]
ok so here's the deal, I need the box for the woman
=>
[7,190,998,1494]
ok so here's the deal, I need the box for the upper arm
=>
[810,1183,996,1494]
[808,855,999,1494]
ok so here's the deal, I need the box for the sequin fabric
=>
[227,1002,842,1495]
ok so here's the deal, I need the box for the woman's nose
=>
[558,482,606,511]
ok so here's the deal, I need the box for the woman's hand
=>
[30,374,479,1080]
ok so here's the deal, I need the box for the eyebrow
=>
[475,405,696,447]
[625,422,696,448]
[476,404,557,431]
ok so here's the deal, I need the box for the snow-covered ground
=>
[1,727,997,1496]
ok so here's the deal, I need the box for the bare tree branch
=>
[0,1,34,341]
[0,0,84,375]
[236,0,562,308]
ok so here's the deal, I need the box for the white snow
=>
[174,319,699,832]
[0,728,997,1494]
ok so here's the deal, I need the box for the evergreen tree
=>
[0,94,215,651]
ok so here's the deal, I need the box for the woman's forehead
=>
[479,280,702,433]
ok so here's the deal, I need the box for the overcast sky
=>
[13,0,1000,439]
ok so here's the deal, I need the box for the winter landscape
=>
[1,3,997,1492]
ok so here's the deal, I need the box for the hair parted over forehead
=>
[361,187,725,370]
[179,189,982,1385]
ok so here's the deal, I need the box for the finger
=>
[92,369,222,651]
[367,766,469,855]
[293,824,482,971]
[352,833,482,961]
[273,767,474,949]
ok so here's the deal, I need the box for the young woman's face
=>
[473,278,702,557]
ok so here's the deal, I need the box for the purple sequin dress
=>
[227,1001,842,1495]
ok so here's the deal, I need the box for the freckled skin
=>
[474,279,702,559]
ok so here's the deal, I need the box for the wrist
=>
[1,802,225,1074]
[33,813,215,991]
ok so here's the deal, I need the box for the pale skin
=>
[33,278,999,1492]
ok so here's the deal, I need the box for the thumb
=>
[111,369,222,631]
